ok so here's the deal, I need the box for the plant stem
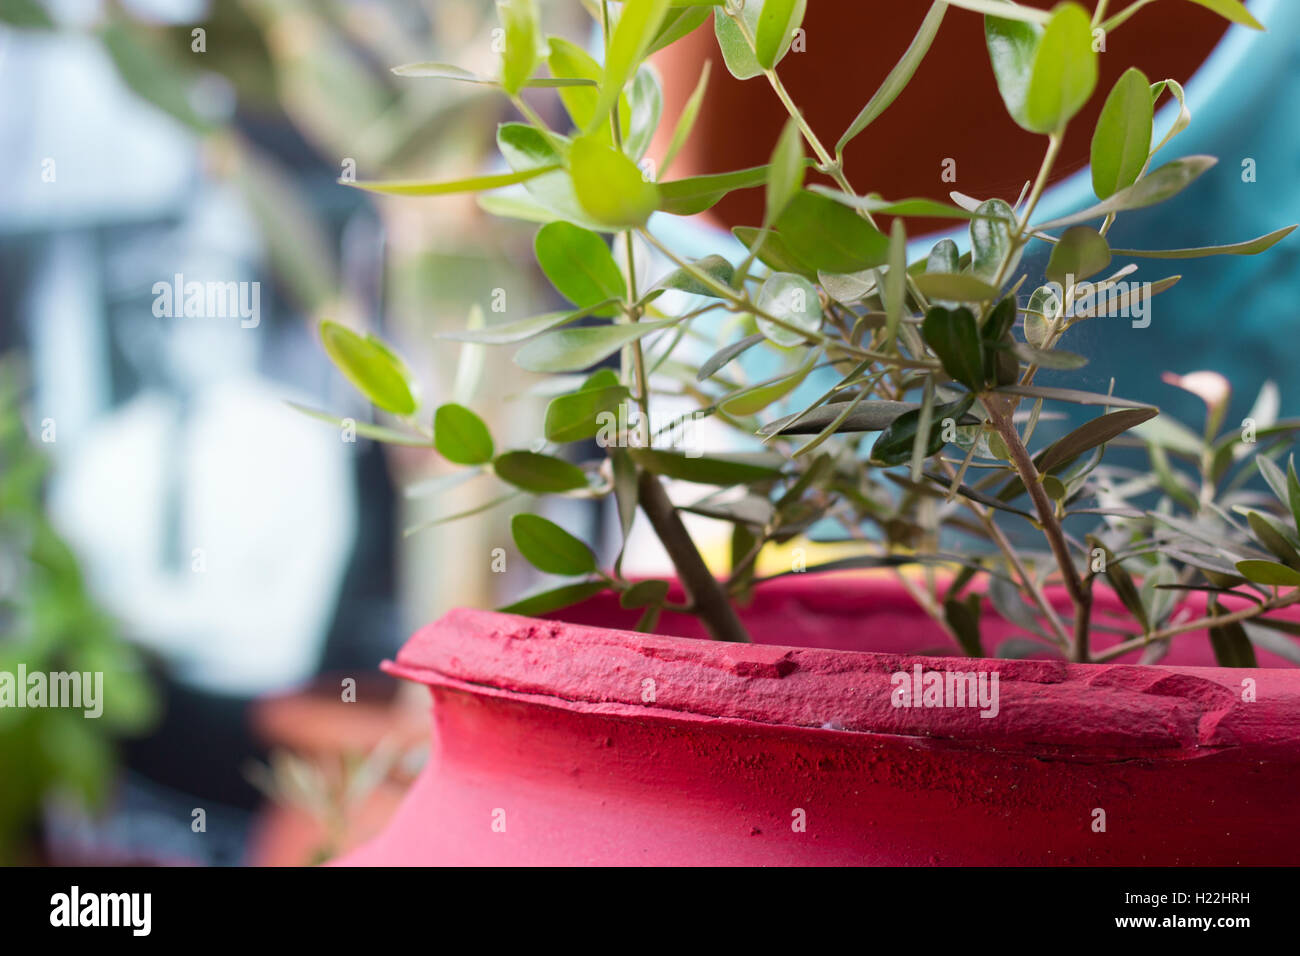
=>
[1092,590,1300,663]
[936,458,1073,649]
[1091,0,1111,30]
[600,5,744,644]
[637,228,886,362]
[984,399,1092,660]
[637,469,752,643]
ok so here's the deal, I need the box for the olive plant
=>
[304,0,1298,664]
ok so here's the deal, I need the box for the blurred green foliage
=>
[0,359,158,864]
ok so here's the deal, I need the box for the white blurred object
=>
[50,378,357,695]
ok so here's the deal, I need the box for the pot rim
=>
[384,576,1300,761]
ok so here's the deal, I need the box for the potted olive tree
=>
[301,0,1300,865]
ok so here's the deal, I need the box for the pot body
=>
[339,577,1300,866]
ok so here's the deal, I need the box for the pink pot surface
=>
[339,575,1300,865]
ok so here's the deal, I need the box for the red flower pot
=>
[338,576,1300,865]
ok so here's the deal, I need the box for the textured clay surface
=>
[339,576,1300,865]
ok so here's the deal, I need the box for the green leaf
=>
[452,305,487,404]
[984,11,1043,132]
[629,448,783,485]
[950,0,1051,22]
[1184,0,1263,30]
[755,0,806,70]
[659,60,710,176]
[872,395,973,466]
[547,36,608,132]
[884,219,907,351]
[988,573,1047,636]
[1287,456,1300,530]
[922,307,985,391]
[658,163,776,216]
[1036,407,1158,474]
[319,320,417,415]
[1256,454,1291,509]
[434,403,494,464]
[611,448,638,566]
[1034,156,1217,230]
[477,192,570,226]
[1109,225,1296,259]
[1234,560,1300,588]
[514,319,674,373]
[992,384,1152,408]
[1208,610,1259,668]
[1022,2,1096,134]
[766,119,805,225]
[760,399,978,437]
[811,187,979,221]
[1091,67,1153,200]
[570,134,659,227]
[1148,77,1190,158]
[713,4,763,80]
[720,356,814,416]
[620,579,671,609]
[1244,510,1300,570]
[494,451,589,492]
[404,491,522,536]
[1138,411,1206,455]
[755,272,822,347]
[497,0,542,96]
[1242,621,1300,665]
[927,238,961,274]
[438,306,610,345]
[1070,273,1182,321]
[983,294,1019,342]
[911,272,1000,302]
[698,333,764,381]
[392,61,594,87]
[535,221,626,315]
[997,407,1156,502]
[499,581,606,616]
[836,0,946,155]
[1003,341,1087,370]
[511,513,597,575]
[1046,225,1111,283]
[969,198,1016,283]
[773,190,890,273]
[1088,537,1148,631]
[286,403,430,447]
[589,0,671,132]
[624,67,663,161]
[656,254,736,298]
[99,18,211,134]
[544,382,630,443]
[0,0,56,28]
[683,493,775,526]
[732,226,817,277]
[944,593,985,657]
[647,5,713,56]
[346,165,558,197]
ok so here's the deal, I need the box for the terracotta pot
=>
[651,3,1227,232]
[338,576,1300,865]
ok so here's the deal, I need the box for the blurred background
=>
[0,0,1295,865]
